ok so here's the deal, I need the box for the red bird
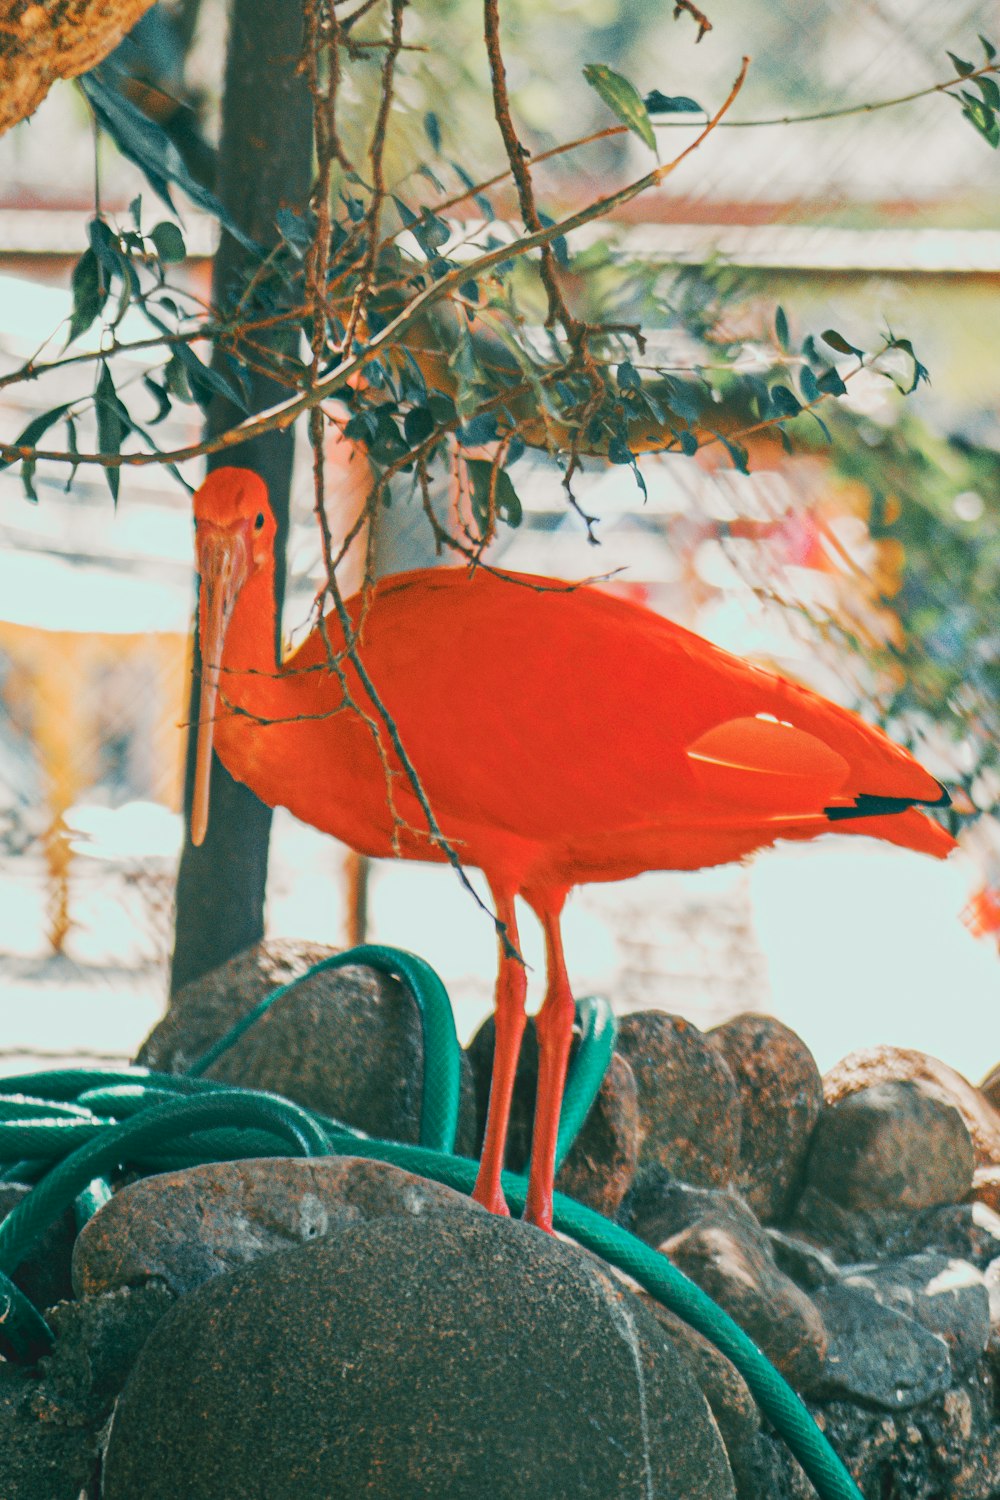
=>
[191,466,955,1231]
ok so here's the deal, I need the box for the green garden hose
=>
[0,945,863,1500]
[187,944,462,1155]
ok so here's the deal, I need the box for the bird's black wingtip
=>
[824,783,952,822]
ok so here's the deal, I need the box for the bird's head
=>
[191,467,277,848]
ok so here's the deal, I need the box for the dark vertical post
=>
[170,0,312,995]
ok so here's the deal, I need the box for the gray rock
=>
[0,1282,175,1500]
[790,1185,983,1264]
[811,1280,953,1410]
[616,1011,741,1192]
[37,1282,176,1427]
[815,1370,1000,1499]
[841,1254,990,1379]
[969,1201,1000,1267]
[765,1228,842,1291]
[635,1293,761,1473]
[0,1361,96,1500]
[137,939,477,1153]
[805,1081,975,1213]
[0,1182,75,1311]
[74,1156,481,1298]
[619,1174,760,1248]
[709,1014,823,1224]
[102,1212,736,1500]
[466,1017,640,1217]
[659,1213,828,1393]
[984,1257,1000,1353]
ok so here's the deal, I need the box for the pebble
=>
[616,1011,741,1192]
[826,1046,1000,1169]
[811,1280,953,1409]
[805,1080,975,1212]
[709,1013,823,1223]
[659,1211,828,1392]
[465,1016,640,1216]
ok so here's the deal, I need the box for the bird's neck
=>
[209,562,280,700]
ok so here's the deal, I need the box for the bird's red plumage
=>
[210,561,954,891]
[192,467,955,1229]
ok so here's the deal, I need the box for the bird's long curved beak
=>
[191,528,249,847]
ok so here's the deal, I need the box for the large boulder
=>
[102,1211,736,1500]
[138,939,476,1153]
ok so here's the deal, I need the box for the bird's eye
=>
[254,512,265,531]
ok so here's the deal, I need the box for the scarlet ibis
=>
[191,465,954,1232]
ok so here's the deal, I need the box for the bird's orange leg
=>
[472,889,527,1218]
[524,901,573,1233]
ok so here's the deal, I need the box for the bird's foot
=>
[521,1191,554,1235]
[471,1178,511,1218]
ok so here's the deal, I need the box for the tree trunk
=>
[169,0,312,995]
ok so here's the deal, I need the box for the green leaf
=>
[163,352,192,401]
[466,459,522,529]
[403,406,435,446]
[67,249,108,345]
[958,91,1000,146]
[142,375,172,424]
[977,74,1000,110]
[712,431,749,473]
[817,366,848,397]
[583,63,656,152]
[275,207,314,257]
[94,361,130,504]
[808,410,832,444]
[643,90,703,115]
[0,403,72,471]
[617,359,642,392]
[144,309,248,412]
[821,328,863,358]
[448,325,480,414]
[128,195,142,227]
[799,366,820,404]
[947,51,976,77]
[769,384,801,418]
[980,34,997,62]
[21,460,37,502]
[88,218,139,327]
[150,220,187,264]
[775,305,789,352]
[457,413,498,446]
[537,211,569,267]
[79,65,259,254]
[424,111,441,153]
[878,337,930,395]
[678,429,698,457]
[64,415,80,492]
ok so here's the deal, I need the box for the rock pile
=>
[1,938,999,1499]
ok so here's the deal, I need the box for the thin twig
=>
[2,59,750,472]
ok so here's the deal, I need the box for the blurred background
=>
[0,0,997,1077]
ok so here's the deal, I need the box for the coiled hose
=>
[0,945,861,1500]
